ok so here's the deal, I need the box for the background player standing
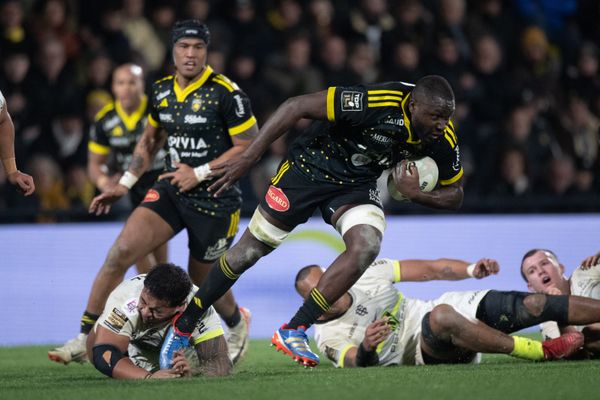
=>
[49,20,257,366]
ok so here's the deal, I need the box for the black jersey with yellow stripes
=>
[147,66,257,215]
[88,95,165,174]
[287,82,463,187]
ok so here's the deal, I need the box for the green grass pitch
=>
[2,339,599,400]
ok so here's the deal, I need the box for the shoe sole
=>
[271,331,319,368]
[48,352,69,365]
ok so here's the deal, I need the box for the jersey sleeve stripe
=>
[192,327,225,345]
[439,168,464,186]
[148,114,160,127]
[338,344,355,368]
[368,101,401,108]
[393,260,401,282]
[212,77,235,92]
[326,87,336,121]
[94,103,114,122]
[229,115,257,136]
[367,89,404,96]
[444,132,456,148]
[367,95,403,102]
[88,141,111,155]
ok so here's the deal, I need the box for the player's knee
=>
[523,294,547,317]
[345,227,382,271]
[429,304,459,333]
[104,242,135,272]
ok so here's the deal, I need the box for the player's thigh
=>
[183,208,240,263]
[116,206,175,259]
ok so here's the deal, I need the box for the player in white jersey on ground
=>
[87,263,231,379]
[521,248,600,357]
[295,257,591,367]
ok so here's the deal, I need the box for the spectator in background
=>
[263,33,323,104]
[564,42,600,111]
[226,0,273,61]
[122,0,166,74]
[343,0,395,62]
[96,4,132,65]
[487,145,532,199]
[347,39,378,84]
[381,40,422,83]
[32,0,80,60]
[435,0,470,61]
[0,0,33,56]
[26,154,65,222]
[265,0,304,52]
[317,35,356,86]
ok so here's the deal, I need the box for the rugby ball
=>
[387,156,439,202]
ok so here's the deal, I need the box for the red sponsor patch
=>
[143,189,160,202]
[265,185,290,212]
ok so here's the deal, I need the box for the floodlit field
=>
[3,339,599,400]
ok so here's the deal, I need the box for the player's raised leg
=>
[188,255,252,364]
[48,207,174,364]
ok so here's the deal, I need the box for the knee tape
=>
[335,204,386,237]
[92,344,125,377]
[475,290,569,334]
[248,208,290,248]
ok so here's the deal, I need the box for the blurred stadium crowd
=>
[0,0,599,222]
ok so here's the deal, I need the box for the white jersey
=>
[0,90,5,112]
[541,265,600,339]
[314,258,489,367]
[95,274,224,371]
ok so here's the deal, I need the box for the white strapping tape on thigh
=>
[248,208,290,248]
[335,204,386,237]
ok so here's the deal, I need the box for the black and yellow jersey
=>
[287,81,463,186]
[147,65,257,214]
[88,95,165,174]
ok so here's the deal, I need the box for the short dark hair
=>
[144,263,192,307]
[412,75,455,103]
[520,248,559,281]
[294,264,321,294]
[171,19,211,46]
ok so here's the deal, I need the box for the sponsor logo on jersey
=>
[159,113,174,122]
[233,94,245,117]
[111,126,124,137]
[370,133,392,144]
[369,188,382,205]
[191,98,203,112]
[102,115,121,131]
[341,91,363,111]
[204,238,229,260]
[105,307,128,333]
[143,189,160,202]
[383,117,404,126]
[156,90,171,101]
[124,299,138,315]
[452,145,461,171]
[184,114,208,124]
[351,153,372,166]
[265,185,290,212]
[355,304,368,316]
[168,136,208,150]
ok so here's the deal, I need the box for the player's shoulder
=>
[210,72,241,94]
[151,74,175,91]
[94,101,116,122]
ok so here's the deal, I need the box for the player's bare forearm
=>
[412,182,463,210]
[129,126,166,177]
[0,107,16,161]
[243,91,328,162]
[194,336,232,377]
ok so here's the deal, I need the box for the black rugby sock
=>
[287,288,330,330]
[176,256,240,333]
[80,311,100,335]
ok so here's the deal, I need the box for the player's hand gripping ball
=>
[387,156,439,202]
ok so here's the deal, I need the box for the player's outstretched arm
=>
[193,335,232,377]
[208,90,328,197]
[397,258,499,282]
[89,326,182,379]
[0,106,34,195]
